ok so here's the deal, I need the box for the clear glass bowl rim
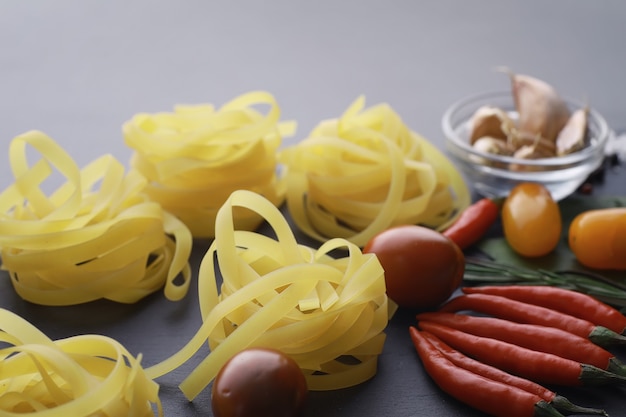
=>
[441,90,611,167]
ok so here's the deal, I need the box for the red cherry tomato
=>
[211,347,308,417]
[363,225,465,310]
[502,183,561,257]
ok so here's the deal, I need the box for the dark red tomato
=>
[211,347,308,417]
[363,225,465,310]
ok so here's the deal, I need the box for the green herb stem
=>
[464,257,626,309]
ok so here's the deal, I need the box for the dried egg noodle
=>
[146,190,390,399]
[0,131,192,305]
[0,309,162,416]
[279,96,471,247]
[122,91,296,238]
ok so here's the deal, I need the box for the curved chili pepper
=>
[417,312,626,376]
[418,321,626,387]
[463,285,626,335]
[408,326,566,417]
[421,330,608,417]
[442,198,500,250]
[438,293,626,347]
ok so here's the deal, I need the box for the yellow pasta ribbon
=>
[278,96,470,247]
[0,308,162,416]
[122,91,296,238]
[146,190,390,399]
[0,131,192,305]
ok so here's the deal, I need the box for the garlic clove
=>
[473,136,515,155]
[502,68,571,142]
[509,144,553,172]
[508,130,557,156]
[556,107,589,156]
[513,144,554,160]
[468,106,514,144]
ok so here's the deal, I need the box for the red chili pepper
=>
[417,311,626,376]
[442,198,500,250]
[438,293,626,347]
[417,321,626,387]
[421,331,608,417]
[408,326,566,417]
[463,285,626,335]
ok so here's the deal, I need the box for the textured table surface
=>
[1,1,625,416]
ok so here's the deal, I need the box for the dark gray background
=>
[1,1,625,416]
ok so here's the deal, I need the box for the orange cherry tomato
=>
[211,348,308,417]
[363,225,465,310]
[502,183,561,257]
[569,208,626,270]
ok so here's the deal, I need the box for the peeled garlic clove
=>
[468,106,514,144]
[509,144,552,172]
[513,145,536,159]
[513,144,553,159]
[470,136,512,169]
[509,130,557,156]
[473,136,514,155]
[503,69,571,142]
[556,107,589,156]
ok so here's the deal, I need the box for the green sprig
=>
[464,257,626,309]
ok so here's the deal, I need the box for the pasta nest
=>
[122,91,296,238]
[0,308,162,416]
[145,190,390,399]
[279,96,470,247]
[0,131,192,305]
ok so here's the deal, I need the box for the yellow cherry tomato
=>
[502,183,562,257]
[569,208,626,270]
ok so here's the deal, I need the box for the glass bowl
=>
[442,91,611,201]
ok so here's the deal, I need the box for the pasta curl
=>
[0,131,192,305]
[0,308,162,416]
[146,190,390,399]
[278,96,470,247]
[122,91,296,238]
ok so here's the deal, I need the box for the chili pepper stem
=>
[589,326,626,347]
[581,363,626,385]
[607,357,626,377]
[551,395,608,416]
[535,401,567,417]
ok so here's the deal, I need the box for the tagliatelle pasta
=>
[122,91,296,238]
[145,190,391,399]
[0,308,162,416]
[0,131,192,305]
[278,96,471,247]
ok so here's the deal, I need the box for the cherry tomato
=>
[569,208,626,270]
[502,183,561,257]
[211,348,308,417]
[363,225,464,310]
